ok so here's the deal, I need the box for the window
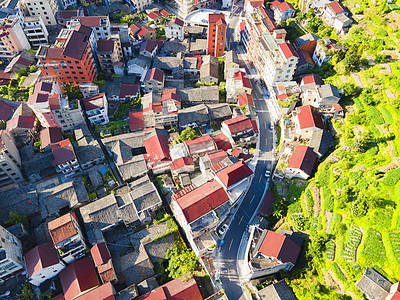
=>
[55,72,61,75]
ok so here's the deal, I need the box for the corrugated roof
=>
[216,160,253,188]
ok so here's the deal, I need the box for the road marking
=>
[238,215,244,225]
[250,195,255,204]
[259,176,262,183]
[229,239,233,251]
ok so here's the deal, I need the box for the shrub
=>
[381,168,400,186]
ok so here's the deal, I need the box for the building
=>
[90,242,117,284]
[23,16,49,47]
[165,18,184,41]
[69,16,111,40]
[221,115,256,146]
[56,9,83,26]
[21,0,60,26]
[207,14,226,57]
[74,282,116,300]
[143,68,164,93]
[118,83,140,101]
[82,93,109,125]
[6,115,36,136]
[0,225,24,280]
[294,105,324,138]
[356,267,392,300]
[321,1,347,26]
[224,50,239,79]
[36,25,97,86]
[257,280,297,300]
[59,257,99,300]
[139,40,158,58]
[170,157,195,176]
[226,69,252,102]
[0,130,24,189]
[199,149,228,174]
[96,39,123,75]
[25,242,65,286]
[308,130,334,158]
[137,26,156,40]
[270,0,295,24]
[199,55,219,83]
[51,139,81,178]
[143,133,171,173]
[285,145,318,180]
[178,86,220,104]
[211,160,253,191]
[387,282,400,300]
[60,0,77,9]
[40,127,63,151]
[74,124,105,169]
[0,18,30,63]
[132,0,153,11]
[313,38,343,66]
[184,135,218,157]
[48,213,86,264]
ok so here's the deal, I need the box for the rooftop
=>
[287,145,318,176]
[51,139,76,166]
[223,115,253,134]
[48,213,77,245]
[297,105,324,130]
[215,160,253,188]
[25,242,60,278]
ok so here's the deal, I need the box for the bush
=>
[381,168,400,186]
[165,239,199,278]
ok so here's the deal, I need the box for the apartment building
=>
[36,25,97,85]
[96,39,122,74]
[165,18,184,41]
[207,14,226,57]
[0,18,30,63]
[51,139,81,178]
[143,68,164,93]
[0,130,24,190]
[21,0,60,26]
[23,16,49,47]
[69,16,111,40]
[0,225,24,280]
[130,0,153,11]
[243,3,298,87]
[60,0,77,9]
[82,93,109,125]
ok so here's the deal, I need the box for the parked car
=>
[218,224,229,235]
[265,170,271,177]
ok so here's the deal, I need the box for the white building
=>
[23,16,49,47]
[0,130,24,190]
[0,225,24,280]
[68,16,111,40]
[82,93,109,125]
[21,0,60,26]
[131,0,153,11]
[0,18,30,63]
[60,0,77,9]
[165,18,184,41]
[270,0,296,24]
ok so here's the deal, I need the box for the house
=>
[333,13,352,33]
[90,242,117,284]
[25,242,65,286]
[4,51,35,74]
[199,55,219,83]
[137,277,202,300]
[165,18,184,41]
[74,124,105,170]
[356,267,392,300]
[271,0,295,24]
[153,56,184,77]
[221,115,256,146]
[170,157,195,176]
[129,111,144,132]
[294,33,320,53]
[132,0,154,12]
[23,16,49,47]
[331,103,344,118]
[59,257,99,300]
[184,135,217,157]
[129,23,141,37]
[0,99,16,122]
[211,160,253,191]
[40,127,63,152]
[285,145,318,180]
[300,74,324,102]
[74,282,116,300]
[296,49,315,74]
[56,9,83,26]
[96,39,123,75]
[178,86,220,104]
[147,11,163,22]
[143,134,171,173]
[226,70,252,103]
[257,280,297,300]
[207,103,232,123]
[224,50,239,79]
[178,104,210,129]
[51,139,81,178]
[321,1,348,26]
[308,130,334,158]
[199,150,228,174]
[48,213,86,264]
[301,79,341,110]
[119,83,140,101]
[250,230,301,278]
[127,56,151,77]
[172,180,230,255]
[139,40,159,58]
[6,115,36,136]
[142,68,165,93]
[294,105,324,138]
[137,26,156,40]
[0,225,24,280]
[313,38,344,66]
[238,93,254,107]
[82,93,109,125]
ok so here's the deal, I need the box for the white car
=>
[218,224,229,235]
[265,170,271,177]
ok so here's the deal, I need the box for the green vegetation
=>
[165,239,199,279]
[178,127,200,142]
[63,83,83,101]
[8,211,29,228]
[195,81,217,87]
[0,66,39,101]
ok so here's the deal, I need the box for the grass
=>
[358,228,387,267]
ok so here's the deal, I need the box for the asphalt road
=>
[217,46,274,299]
[226,2,244,50]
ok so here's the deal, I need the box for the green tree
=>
[179,128,200,142]
[29,65,38,73]
[21,282,35,300]
[9,211,29,228]
[166,240,198,279]
[0,120,6,130]
[63,83,83,100]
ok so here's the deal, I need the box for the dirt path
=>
[310,185,321,218]
[325,211,333,233]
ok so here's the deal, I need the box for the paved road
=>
[226,2,243,50]
[217,45,274,299]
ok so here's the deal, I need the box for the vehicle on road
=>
[265,170,271,177]
[218,224,229,235]
[270,122,274,130]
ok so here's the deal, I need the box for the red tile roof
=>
[25,242,61,278]
[333,103,343,112]
[297,105,324,130]
[0,70,11,81]
[175,180,229,223]
[144,134,170,161]
[279,42,297,59]
[301,74,323,85]
[234,71,251,89]
[0,99,14,121]
[231,148,241,157]
[258,190,275,216]
[184,135,217,156]
[137,26,155,36]
[129,24,141,34]
[6,115,35,131]
[211,134,232,151]
[48,213,77,245]
[207,150,228,167]
[82,93,105,111]
[72,16,107,27]
[119,83,139,98]
[59,257,99,300]
[160,9,171,17]
[28,92,49,106]
[97,39,114,53]
[74,282,115,300]
[171,157,194,171]
[34,82,53,94]
[271,0,294,12]
[391,285,400,300]
[41,127,63,149]
[259,230,300,265]
[209,13,225,24]
[215,160,253,188]
[148,11,162,20]
[48,95,61,110]
[129,111,144,131]
[161,92,181,102]
[238,93,254,106]
[90,242,111,267]
[41,112,60,128]
[51,139,76,166]
[223,115,253,134]
[169,17,184,27]
[327,1,345,14]
[287,145,318,176]
[144,68,164,83]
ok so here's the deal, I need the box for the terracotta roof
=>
[51,139,76,166]
[34,82,53,94]
[48,213,77,245]
[171,156,194,171]
[271,0,294,12]
[90,242,111,267]
[144,68,164,82]
[49,94,61,110]
[297,105,324,130]
[73,16,107,27]
[119,83,139,98]
[215,160,253,188]
[209,13,225,24]
[6,115,35,131]
[82,93,105,111]
[62,29,89,60]
[42,112,60,127]
[0,70,11,80]
[0,99,14,121]
[238,93,254,106]
[258,230,300,264]
[25,242,60,278]
[160,9,171,16]
[40,127,63,149]
[175,180,229,223]
[129,111,144,131]
[207,150,228,167]
[301,74,323,85]
[97,39,114,53]
[74,282,115,300]
[28,92,49,106]
[234,71,251,89]
[333,103,343,112]
[129,24,141,34]
[392,284,400,300]
[184,135,217,156]
[144,134,170,161]
[59,257,99,300]
[258,190,274,216]
[327,1,345,14]
[161,92,181,102]
[279,42,297,59]
[45,48,64,60]
[137,26,155,36]
[211,134,232,151]
[169,17,184,27]
[223,115,253,134]
[148,11,161,20]
[287,145,318,176]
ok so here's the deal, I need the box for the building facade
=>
[0,130,24,190]
[0,225,24,280]
[0,18,30,63]
[21,0,60,26]
[23,16,49,47]
[207,14,226,57]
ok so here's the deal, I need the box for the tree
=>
[63,83,83,100]
[9,211,29,228]
[166,240,198,279]
[21,282,35,300]
[179,128,200,142]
